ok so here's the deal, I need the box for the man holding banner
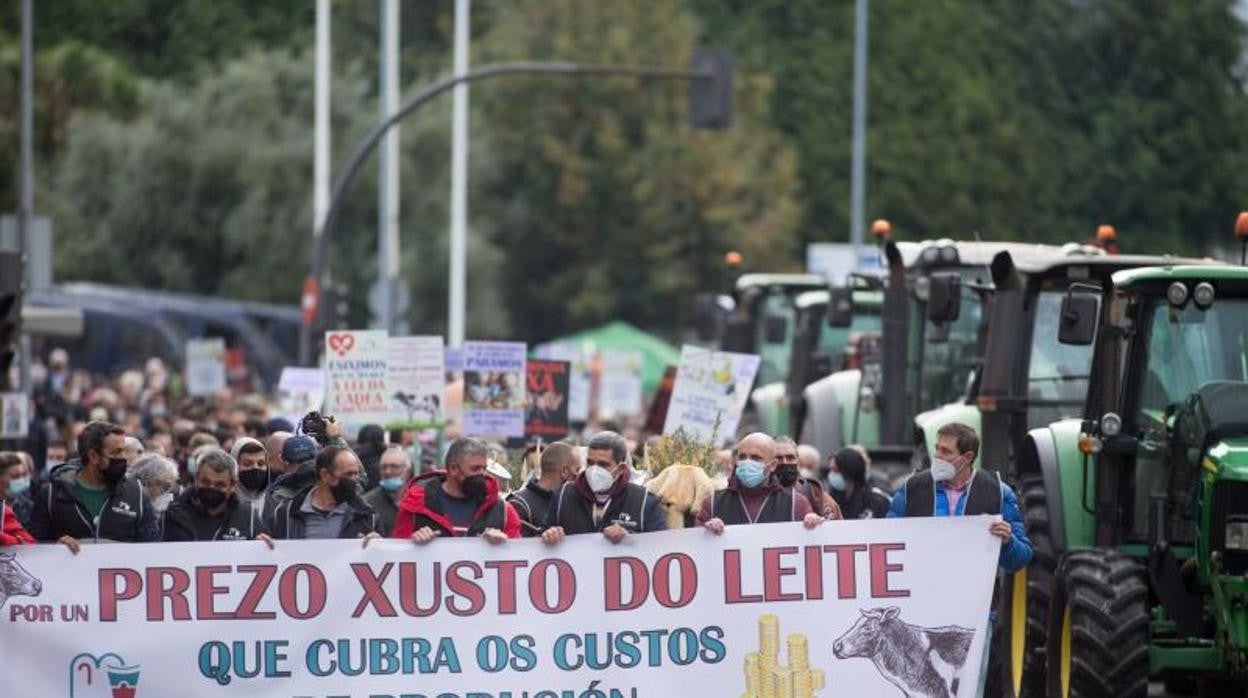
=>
[541,431,666,544]
[699,432,825,533]
[392,437,521,543]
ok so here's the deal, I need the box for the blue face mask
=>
[8,476,30,497]
[735,459,766,488]
[379,476,405,492]
[825,472,847,492]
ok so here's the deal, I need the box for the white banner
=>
[386,336,445,427]
[600,350,644,418]
[462,341,527,438]
[324,330,390,428]
[185,338,227,397]
[664,344,761,443]
[0,518,999,697]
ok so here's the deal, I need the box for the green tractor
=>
[1013,261,1248,696]
[750,275,886,437]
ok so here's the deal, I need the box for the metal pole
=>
[449,0,471,347]
[849,0,869,261]
[378,0,401,333]
[302,0,332,365]
[17,0,34,393]
[298,61,711,363]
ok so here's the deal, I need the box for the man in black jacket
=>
[362,444,411,536]
[27,421,159,551]
[266,446,379,544]
[541,431,666,545]
[507,442,578,537]
[163,449,266,542]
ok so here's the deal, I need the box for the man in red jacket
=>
[392,437,520,543]
[0,452,35,546]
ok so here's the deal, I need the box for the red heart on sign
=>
[327,333,356,357]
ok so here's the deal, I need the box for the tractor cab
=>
[1020,262,1248,696]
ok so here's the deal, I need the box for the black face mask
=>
[194,487,228,511]
[462,474,489,500]
[238,469,269,492]
[775,463,800,488]
[102,456,128,486]
[330,479,356,504]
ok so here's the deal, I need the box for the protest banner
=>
[663,345,762,443]
[462,341,527,438]
[276,367,325,425]
[185,337,227,397]
[324,330,390,427]
[0,517,1000,697]
[600,350,643,417]
[525,359,570,439]
[386,336,445,429]
[0,391,27,438]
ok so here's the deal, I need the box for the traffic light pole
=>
[298,59,727,365]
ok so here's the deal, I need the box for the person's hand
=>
[360,531,381,549]
[325,417,343,439]
[803,512,824,529]
[57,535,81,555]
[541,526,566,545]
[255,533,275,550]
[603,524,628,544]
[703,518,726,536]
[481,528,508,545]
[990,521,1013,545]
[409,527,440,545]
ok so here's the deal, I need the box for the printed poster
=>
[535,341,591,423]
[0,518,1000,697]
[663,344,762,444]
[462,341,527,438]
[600,349,644,417]
[386,336,445,428]
[185,338,226,397]
[323,330,389,427]
[0,391,27,439]
[525,359,570,439]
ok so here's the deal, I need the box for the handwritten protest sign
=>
[0,518,999,697]
[386,336,445,428]
[185,337,226,396]
[462,341,527,438]
[663,344,761,443]
[324,330,389,427]
[525,359,570,439]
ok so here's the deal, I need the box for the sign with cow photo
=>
[0,517,999,697]
[385,335,445,429]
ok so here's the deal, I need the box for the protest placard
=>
[275,367,325,424]
[0,518,999,697]
[663,345,761,443]
[525,359,570,439]
[386,335,445,428]
[462,341,527,438]
[600,349,643,417]
[535,341,591,423]
[185,337,226,397]
[323,330,389,427]
[0,391,27,438]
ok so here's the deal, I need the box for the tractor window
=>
[919,288,982,411]
[1139,298,1248,418]
[755,292,797,387]
[1026,292,1096,429]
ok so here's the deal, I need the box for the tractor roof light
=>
[1100,412,1123,437]
[724,250,743,268]
[872,219,892,239]
[1193,282,1216,309]
[1166,281,1189,308]
[1097,224,1117,243]
[1235,212,1248,240]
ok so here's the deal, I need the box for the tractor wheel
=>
[1044,549,1149,698]
[1006,475,1057,697]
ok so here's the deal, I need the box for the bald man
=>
[264,432,291,475]
[697,432,823,533]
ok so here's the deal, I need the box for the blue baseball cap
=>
[281,435,318,464]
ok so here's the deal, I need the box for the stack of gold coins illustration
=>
[741,615,824,698]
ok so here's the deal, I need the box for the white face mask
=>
[930,457,959,482]
[584,464,616,494]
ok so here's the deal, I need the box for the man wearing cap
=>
[231,436,271,511]
[362,444,411,536]
[263,434,320,521]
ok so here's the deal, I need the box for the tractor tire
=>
[1012,475,1057,697]
[1044,549,1149,698]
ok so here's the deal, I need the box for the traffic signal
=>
[0,251,22,390]
[689,49,733,130]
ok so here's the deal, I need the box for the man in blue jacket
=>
[888,421,1031,696]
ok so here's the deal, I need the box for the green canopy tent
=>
[533,321,681,396]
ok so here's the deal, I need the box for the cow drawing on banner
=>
[0,551,41,609]
[833,606,974,698]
